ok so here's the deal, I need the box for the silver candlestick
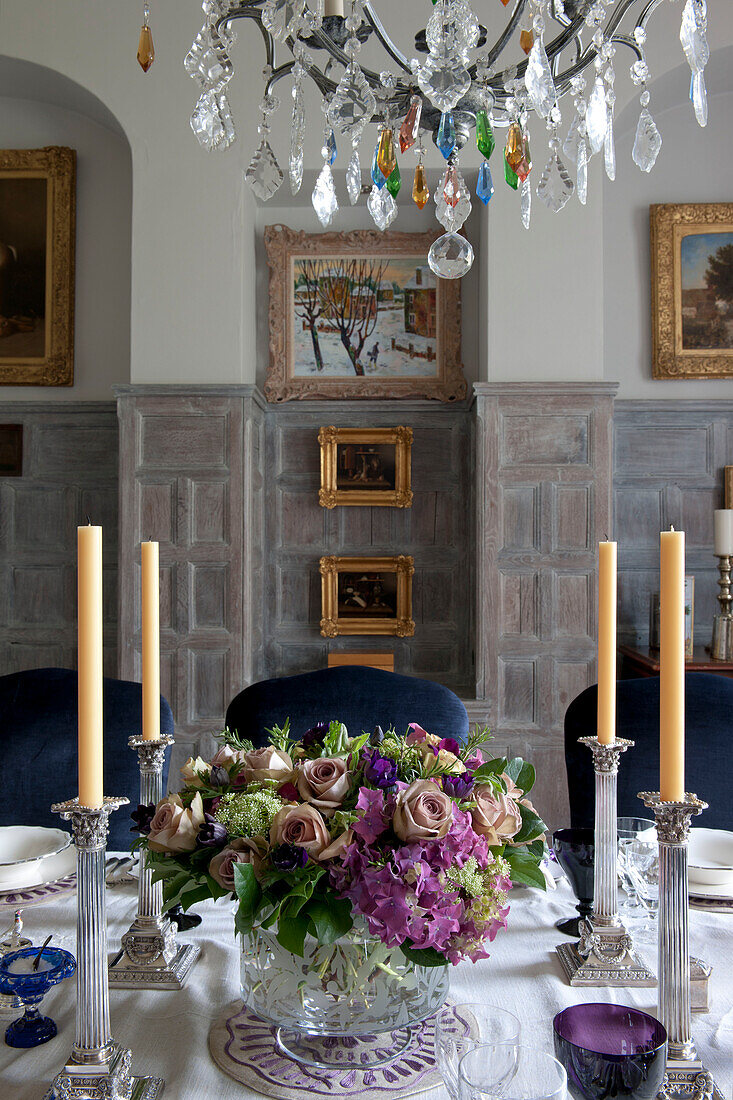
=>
[710,554,732,660]
[46,797,164,1100]
[109,735,200,990]
[557,737,655,987]
[639,791,723,1100]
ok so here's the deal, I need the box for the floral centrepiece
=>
[137,720,547,969]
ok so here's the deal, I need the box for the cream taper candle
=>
[660,527,685,802]
[714,509,733,556]
[141,541,160,741]
[597,541,617,745]
[78,524,104,807]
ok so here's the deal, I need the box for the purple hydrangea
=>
[130,803,156,835]
[197,813,228,848]
[302,722,330,750]
[271,844,309,871]
[351,787,394,844]
[363,748,398,789]
[442,773,474,800]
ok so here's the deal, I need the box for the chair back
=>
[225,666,469,747]
[0,668,174,850]
[564,673,733,830]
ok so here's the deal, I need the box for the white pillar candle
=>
[324,0,345,15]
[714,509,733,556]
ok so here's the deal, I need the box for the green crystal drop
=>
[386,163,401,198]
[476,110,495,160]
[504,154,518,190]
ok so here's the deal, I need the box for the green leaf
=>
[233,863,262,919]
[504,757,535,794]
[505,846,547,890]
[276,911,309,956]
[513,802,547,845]
[304,897,353,946]
[472,758,507,781]
[235,900,256,938]
[178,882,211,911]
[400,943,449,968]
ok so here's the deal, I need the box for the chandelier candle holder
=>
[45,797,164,1100]
[556,737,655,987]
[639,791,722,1100]
[182,0,711,279]
[109,735,200,990]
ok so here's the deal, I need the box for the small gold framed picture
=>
[318,426,413,508]
[319,555,415,638]
[726,466,733,509]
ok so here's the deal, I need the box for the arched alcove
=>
[0,55,132,399]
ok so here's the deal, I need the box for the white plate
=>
[688,877,733,901]
[0,827,72,889]
[688,828,733,888]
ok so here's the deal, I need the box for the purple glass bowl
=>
[553,1003,667,1100]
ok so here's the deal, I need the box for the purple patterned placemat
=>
[0,874,77,911]
[208,1000,447,1098]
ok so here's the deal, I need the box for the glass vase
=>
[240,923,450,1068]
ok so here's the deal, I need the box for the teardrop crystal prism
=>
[400,95,422,153]
[428,233,474,280]
[476,110,495,159]
[563,111,583,165]
[525,36,557,118]
[367,184,397,231]
[412,163,429,209]
[346,150,362,205]
[586,76,607,154]
[691,70,707,127]
[324,128,337,166]
[138,25,155,72]
[537,150,574,213]
[520,178,531,229]
[376,128,397,180]
[371,139,386,190]
[290,73,306,195]
[504,155,519,190]
[327,61,377,143]
[632,107,662,172]
[437,112,457,160]
[520,29,534,56]
[386,164,401,198]
[576,138,588,205]
[604,108,616,181]
[312,163,339,226]
[476,162,494,205]
[246,138,284,201]
[442,165,461,208]
[262,0,306,42]
[680,0,709,78]
[505,122,523,172]
[417,52,471,114]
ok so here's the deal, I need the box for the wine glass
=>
[458,1043,567,1100]
[617,817,656,918]
[625,836,659,944]
[552,828,594,937]
[436,1004,521,1100]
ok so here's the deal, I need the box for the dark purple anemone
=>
[271,844,309,871]
[302,722,330,750]
[363,748,398,789]
[442,773,474,800]
[197,813,228,848]
[130,803,156,835]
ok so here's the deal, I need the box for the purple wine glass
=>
[553,1003,667,1100]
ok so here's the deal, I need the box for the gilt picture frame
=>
[651,202,733,379]
[264,224,466,402]
[725,466,733,509]
[319,555,415,638]
[0,147,76,386]
[318,425,413,509]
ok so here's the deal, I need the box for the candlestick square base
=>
[44,1041,165,1099]
[661,1059,724,1100]
[109,941,200,990]
[556,920,655,987]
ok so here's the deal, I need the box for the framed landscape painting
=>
[264,225,465,402]
[651,202,733,379]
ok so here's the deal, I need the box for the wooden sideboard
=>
[619,644,733,680]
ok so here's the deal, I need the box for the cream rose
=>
[392,779,453,842]
[208,837,263,889]
[471,786,522,845]
[180,756,211,787]
[319,828,353,861]
[296,757,350,816]
[270,804,330,858]
[147,793,205,853]
[241,746,293,785]
[210,745,245,770]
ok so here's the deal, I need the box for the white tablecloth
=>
[1,868,731,1100]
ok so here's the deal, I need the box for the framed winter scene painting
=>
[264,225,466,402]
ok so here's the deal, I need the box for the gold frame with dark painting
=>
[651,202,733,379]
[725,466,733,510]
[318,425,413,508]
[0,147,76,386]
[319,555,415,638]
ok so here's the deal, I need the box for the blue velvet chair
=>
[225,666,469,747]
[0,668,173,850]
[564,673,732,831]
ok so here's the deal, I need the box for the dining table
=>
[0,863,731,1100]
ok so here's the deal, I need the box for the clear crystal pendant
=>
[632,100,662,172]
[426,0,479,58]
[262,0,306,42]
[289,62,306,194]
[520,177,531,229]
[246,139,284,200]
[184,23,233,91]
[190,90,235,150]
[576,136,588,205]
[417,51,471,114]
[312,163,339,226]
[346,148,362,205]
[691,70,707,128]
[367,184,397,231]
[563,111,583,164]
[680,0,709,125]
[586,74,607,154]
[604,105,616,181]
[525,35,557,118]
[428,233,474,280]
[328,62,377,143]
[434,167,471,233]
[537,142,574,213]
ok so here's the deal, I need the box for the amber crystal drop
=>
[505,122,524,173]
[137,24,154,72]
[519,29,534,55]
[498,0,511,6]
[399,95,422,154]
[376,128,397,181]
[412,163,429,209]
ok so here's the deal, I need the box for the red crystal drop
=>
[442,165,461,208]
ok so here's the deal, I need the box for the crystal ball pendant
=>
[428,232,474,279]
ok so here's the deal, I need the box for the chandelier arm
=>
[362,3,412,75]
[265,61,295,95]
[636,0,668,33]
[483,0,530,70]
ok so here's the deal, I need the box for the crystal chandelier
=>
[184,0,710,278]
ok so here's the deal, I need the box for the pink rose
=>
[270,804,330,858]
[500,773,542,847]
[148,793,205,853]
[471,786,522,845]
[208,837,263,890]
[319,828,353,861]
[392,779,453,842]
[241,746,293,785]
[296,757,350,816]
[211,745,244,770]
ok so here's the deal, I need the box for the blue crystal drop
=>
[437,112,456,160]
[477,162,494,205]
[326,128,337,165]
[371,139,386,189]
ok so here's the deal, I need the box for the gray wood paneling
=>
[0,403,119,676]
